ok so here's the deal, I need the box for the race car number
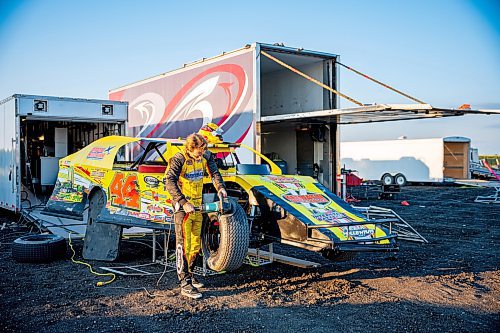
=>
[109,173,140,209]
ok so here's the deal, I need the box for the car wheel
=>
[12,234,66,263]
[202,198,249,272]
[394,173,407,186]
[381,173,394,185]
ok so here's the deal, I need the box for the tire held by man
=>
[202,198,249,272]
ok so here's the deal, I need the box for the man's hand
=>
[182,202,196,213]
[218,188,227,199]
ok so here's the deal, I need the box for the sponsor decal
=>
[176,244,184,274]
[87,146,115,160]
[283,193,329,204]
[312,210,350,223]
[183,170,203,181]
[264,176,300,183]
[341,225,374,238]
[144,176,160,187]
[91,170,106,178]
[147,204,163,213]
[273,182,304,190]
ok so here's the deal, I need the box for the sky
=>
[1,0,499,154]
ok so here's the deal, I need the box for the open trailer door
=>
[0,96,20,211]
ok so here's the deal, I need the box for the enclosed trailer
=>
[110,43,344,193]
[340,136,473,184]
[109,42,491,194]
[0,94,127,212]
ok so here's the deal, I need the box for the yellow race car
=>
[44,136,397,271]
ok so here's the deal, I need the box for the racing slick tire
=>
[12,234,67,263]
[202,198,249,272]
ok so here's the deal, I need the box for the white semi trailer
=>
[340,137,474,185]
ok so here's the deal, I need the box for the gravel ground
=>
[0,185,499,332]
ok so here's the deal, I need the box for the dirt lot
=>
[0,186,499,332]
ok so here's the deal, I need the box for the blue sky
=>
[1,0,499,153]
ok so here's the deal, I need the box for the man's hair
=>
[185,133,207,152]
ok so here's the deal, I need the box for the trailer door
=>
[0,98,19,211]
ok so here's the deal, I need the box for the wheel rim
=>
[204,216,221,254]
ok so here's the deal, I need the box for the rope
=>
[336,61,426,104]
[260,50,364,106]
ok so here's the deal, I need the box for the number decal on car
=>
[109,173,140,210]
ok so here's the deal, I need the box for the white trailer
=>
[0,94,127,212]
[340,137,473,185]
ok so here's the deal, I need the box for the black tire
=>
[12,234,66,263]
[322,249,357,262]
[394,173,407,186]
[202,198,249,272]
[381,173,394,185]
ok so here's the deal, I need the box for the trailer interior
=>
[259,47,338,191]
[20,118,123,207]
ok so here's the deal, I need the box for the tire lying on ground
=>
[12,234,67,263]
[202,198,249,272]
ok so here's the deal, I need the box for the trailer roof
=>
[260,104,500,124]
[109,42,338,93]
[0,94,128,106]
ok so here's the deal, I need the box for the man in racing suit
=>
[165,132,227,299]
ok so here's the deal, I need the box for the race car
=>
[44,136,398,271]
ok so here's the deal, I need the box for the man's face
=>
[187,147,206,160]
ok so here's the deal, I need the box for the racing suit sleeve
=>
[165,152,188,206]
[204,151,226,191]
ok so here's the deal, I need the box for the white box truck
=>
[0,94,128,212]
[340,137,473,185]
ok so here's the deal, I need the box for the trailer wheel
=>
[12,234,67,263]
[394,173,407,186]
[321,249,357,262]
[381,173,394,185]
[202,198,249,272]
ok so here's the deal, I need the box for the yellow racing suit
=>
[165,148,225,284]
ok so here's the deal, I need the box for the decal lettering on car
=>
[109,173,140,210]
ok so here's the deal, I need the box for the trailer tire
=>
[381,173,394,185]
[202,198,249,272]
[394,173,407,186]
[12,234,66,263]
